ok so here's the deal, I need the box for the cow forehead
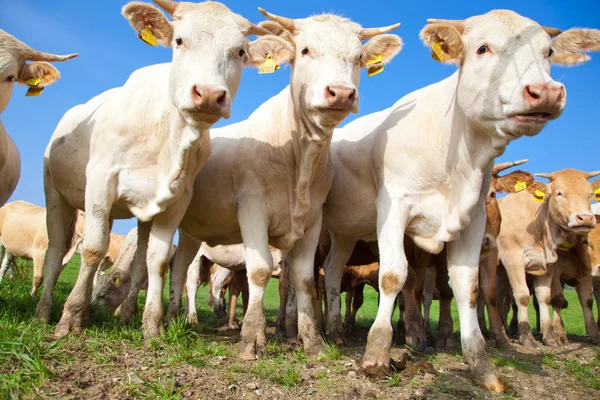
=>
[295,16,363,54]
[172,16,247,48]
[463,10,547,46]
[551,169,593,193]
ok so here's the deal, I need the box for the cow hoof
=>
[436,335,454,350]
[187,313,199,327]
[54,312,85,338]
[543,337,559,348]
[361,355,391,378]
[142,318,165,339]
[519,334,537,348]
[118,303,137,326]
[481,374,504,393]
[34,302,53,323]
[304,340,324,356]
[238,327,267,361]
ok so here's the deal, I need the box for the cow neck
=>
[536,199,568,265]
[285,87,332,244]
[156,103,209,209]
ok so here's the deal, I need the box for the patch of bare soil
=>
[31,324,600,400]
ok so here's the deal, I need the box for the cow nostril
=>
[348,89,356,102]
[525,85,541,100]
[217,92,227,107]
[327,86,336,98]
[193,86,203,100]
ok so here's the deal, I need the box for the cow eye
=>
[238,49,246,58]
[5,75,15,82]
[548,48,554,58]
[175,37,183,46]
[555,190,563,197]
[301,47,310,56]
[476,45,488,55]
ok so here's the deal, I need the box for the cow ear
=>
[420,22,464,64]
[550,28,600,65]
[494,171,535,193]
[591,178,600,199]
[257,21,293,42]
[122,2,173,47]
[526,181,549,197]
[18,62,60,87]
[361,34,403,69]
[247,35,294,68]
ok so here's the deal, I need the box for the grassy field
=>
[0,256,599,399]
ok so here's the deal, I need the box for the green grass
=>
[0,256,598,397]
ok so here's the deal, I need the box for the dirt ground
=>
[25,324,600,400]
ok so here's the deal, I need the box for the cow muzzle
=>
[191,85,230,119]
[568,212,596,230]
[324,85,358,113]
[511,83,565,124]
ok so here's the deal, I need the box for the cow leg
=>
[166,236,199,323]
[480,251,511,349]
[237,199,274,360]
[503,254,536,347]
[594,280,600,330]
[276,258,288,336]
[119,220,151,325]
[549,272,567,345]
[54,186,114,338]
[31,250,45,298]
[34,184,77,323]
[324,233,355,344]
[285,268,298,340]
[184,250,201,326]
[0,244,7,283]
[344,284,365,336]
[289,220,325,355]
[362,199,408,376]
[496,266,512,329]
[447,205,501,392]
[532,293,541,332]
[533,273,559,347]
[403,266,429,350]
[395,293,406,345]
[435,251,454,350]
[575,277,600,345]
[226,271,244,330]
[142,202,188,338]
[422,267,436,344]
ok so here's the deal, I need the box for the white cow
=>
[321,10,600,391]
[0,30,77,206]
[161,10,403,360]
[35,0,289,339]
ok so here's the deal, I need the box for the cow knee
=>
[381,271,404,297]
[515,292,530,308]
[83,246,106,266]
[549,295,567,309]
[249,267,271,288]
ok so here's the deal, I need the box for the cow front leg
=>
[576,277,600,344]
[275,258,289,336]
[142,201,188,339]
[119,221,150,325]
[289,219,325,355]
[503,253,536,347]
[447,205,502,392]
[549,271,568,345]
[237,199,273,360]
[362,198,407,376]
[403,266,429,350]
[593,280,600,330]
[344,284,364,336]
[324,233,355,344]
[55,188,114,337]
[480,250,511,349]
[166,231,199,324]
[533,273,559,347]
[434,251,454,349]
[184,251,202,326]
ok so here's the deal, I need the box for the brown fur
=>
[419,24,464,64]
[249,267,271,288]
[18,62,60,86]
[551,28,600,65]
[380,271,401,296]
[122,2,174,46]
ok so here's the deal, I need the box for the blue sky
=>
[1,0,599,235]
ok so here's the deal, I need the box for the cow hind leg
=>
[185,254,200,326]
[34,187,76,323]
[480,253,511,350]
[0,244,8,283]
[165,238,198,324]
[576,277,600,345]
[119,221,150,326]
[593,280,600,330]
[275,258,289,336]
[403,266,429,350]
[31,250,45,298]
[344,284,365,336]
[434,252,455,350]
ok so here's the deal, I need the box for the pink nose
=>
[523,83,564,113]
[575,213,596,227]
[191,85,229,115]
[325,85,357,111]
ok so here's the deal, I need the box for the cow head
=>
[533,169,600,233]
[420,10,600,140]
[92,269,132,311]
[258,9,402,136]
[0,30,77,114]
[482,160,533,258]
[122,1,293,129]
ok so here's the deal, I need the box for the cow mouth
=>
[509,112,554,124]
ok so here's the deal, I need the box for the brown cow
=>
[497,169,599,347]
[0,201,84,296]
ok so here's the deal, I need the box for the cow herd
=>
[1,0,599,393]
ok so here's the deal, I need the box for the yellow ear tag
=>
[25,77,41,86]
[114,276,122,286]
[431,42,445,62]
[367,54,384,77]
[594,187,600,201]
[139,27,158,47]
[258,54,279,74]
[25,86,44,97]
[514,180,527,192]
[533,189,545,203]
[559,241,570,251]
